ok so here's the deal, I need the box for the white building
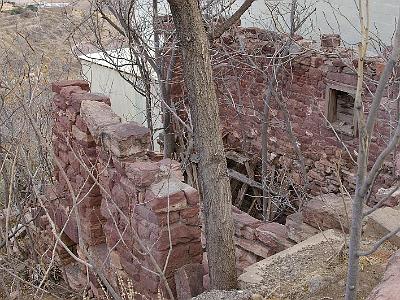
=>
[79,48,163,152]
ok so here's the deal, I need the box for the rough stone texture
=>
[285,212,320,243]
[80,100,121,139]
[365,207,400,247]
[375,187,400,207]
[47,81,202,299]
[231,208,294,274]
[175,263,204,300]
[366,250,400,300]
[192,290,253,300]
[167,27,397,202]
[238,230,344,295]
[302,193,354,232]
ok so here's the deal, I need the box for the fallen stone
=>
[235,238,272,259]
[285,212,320,243]
[238,229,343,295]
[366,250,400,300]
[192,289,253,300]
[255,223,294,253]
[375,187,400,207]
[175,263,204,300]
[365,207,400,247]
[302,193,355,232]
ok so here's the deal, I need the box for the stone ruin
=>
[43,80,299,299]
[45,80,202,298]
[166,27,400,212]
[40,26,400,300]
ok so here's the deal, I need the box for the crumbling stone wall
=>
[47,80,299,299]
[169,28,398,202]
[48,80,202,298]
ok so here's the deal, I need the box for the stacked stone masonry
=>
[166,27,400,204]
[47,80,301,299]
[48,80,202,299]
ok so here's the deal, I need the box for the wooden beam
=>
[227,168,277,196]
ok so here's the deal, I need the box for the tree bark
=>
[167,0,238,290]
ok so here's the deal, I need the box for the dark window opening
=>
[326,88,357,136]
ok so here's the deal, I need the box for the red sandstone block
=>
[53,94,67,110]
[79,206,105,224]
[233,211,262,229]
[58,115,72,131]
[188,242,203,257]
[70,92,111,111]
[326,72,357,86]
[153,223,201,251]
[125,161,160,187]
[145,188,187,214]
[311,56,324,68]
[321,34,341,48]
[175,263,204,300]
[153,244,192,273]
[101,122,150,159]
[72,125,94,145]
[180,207,199,219]
[119,176,137,199]
[75,115,88,133]
[255,223,293,253]
[158,159,185,181]
[182,186,200,206]
[78,195,102,210]
[60,86,87,100]
[134,205,180,226]
[52,80,90,93]
[111,183,129,209]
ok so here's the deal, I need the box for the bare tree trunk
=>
[345,4,400,300]
[167,0,238,289]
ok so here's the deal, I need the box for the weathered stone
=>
[302,193,356,232]
[366,250,400,300]
[52,80,90,93]
[125,161,160,187]
[255,223,294,252]
[175,263,204,300]
[153,223,201,251]
[375,187,400,207]
[146,178,189,213]
[159,158,185,181]
[285,212,320,243]
[365,207,400,247]
[235,238,272,259]
[80,100,121,139]
[233,211,262,230]
[239,230,343,289]
[101,122,150,158]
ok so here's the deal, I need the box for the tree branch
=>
[358,226,400,256]
[208,0,256,41]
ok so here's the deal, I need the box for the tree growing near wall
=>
[166,0,239,289]
[345,2,400,299]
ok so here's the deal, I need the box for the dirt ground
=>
[258,239,397,300]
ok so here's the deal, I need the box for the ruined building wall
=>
[169,28,398,201]
[45,80,300,299]
[48,80,202,298]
